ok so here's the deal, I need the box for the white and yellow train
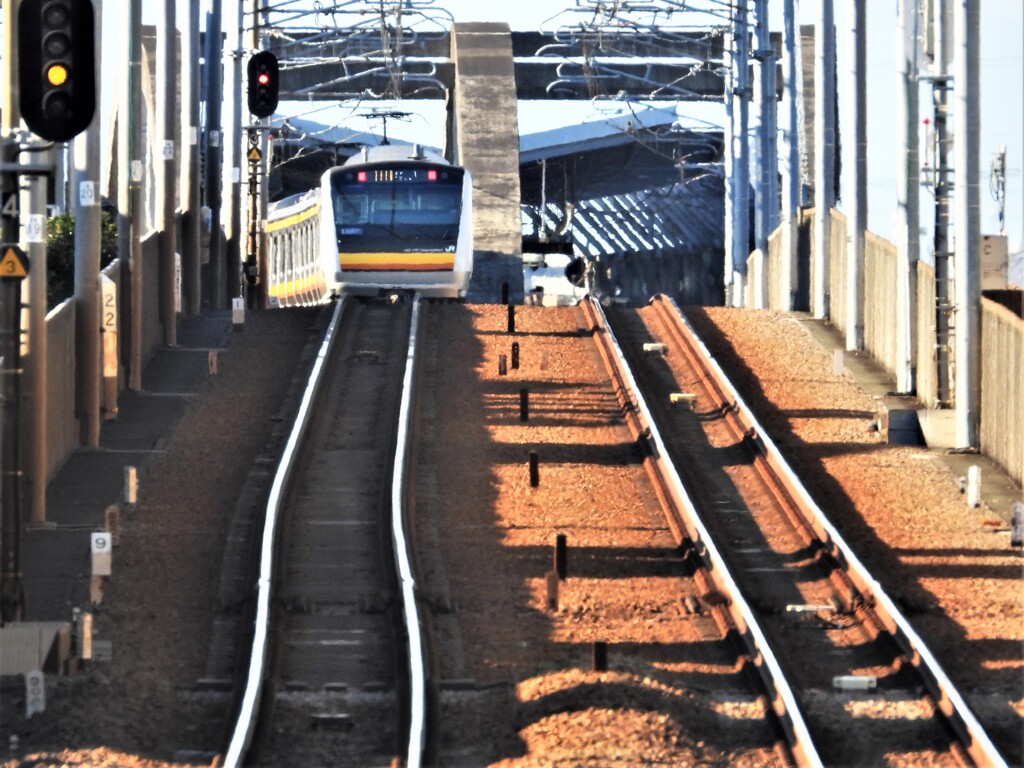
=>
[265,144,473,306]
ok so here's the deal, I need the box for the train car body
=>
[266,144,473,306]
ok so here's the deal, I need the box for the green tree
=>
[46,210,118,310]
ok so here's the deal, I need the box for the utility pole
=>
[844,0,866,351]
[73,0,103,446]
[751,0,777,310]
[724,2,750,307]
[157,0,178,345]
[779,0,802,311]
[205,1,225,308]
[117,0,144,391]
[895,0,920,393]
[181,0,202,315]
[954,0,981,448]
[926,0,954,406]
[812,0,835,320]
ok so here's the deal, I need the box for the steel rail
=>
[221,295,430,768]
[581,296,824,768]
[222,296,347,768]
[651,294,1007,768]
[392,297,428,768]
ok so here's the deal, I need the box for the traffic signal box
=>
[18,0,97,143]
[247,51,279,119]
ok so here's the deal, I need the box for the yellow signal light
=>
[46,63,69,87]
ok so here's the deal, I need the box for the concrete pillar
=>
[449,23,522,304]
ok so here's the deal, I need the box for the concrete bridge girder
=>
[272,29,726,101]
[279,58,724,101]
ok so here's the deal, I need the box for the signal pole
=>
[1,0,25,624]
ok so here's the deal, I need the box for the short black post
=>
[545,571,559,611]
[554,533,567,579]
[592,641,608,672]
[501,281,509,305]
[511,342,520,370]
[528,450,539,487]
[507,303,516,334]
[498,354,507,376]
[519,388,529,422]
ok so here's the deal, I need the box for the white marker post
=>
[966,465,981,509]
[91,532,112,577]
[25,670,45,716]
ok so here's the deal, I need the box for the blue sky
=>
[125,1,1022,270]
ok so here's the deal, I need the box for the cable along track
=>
[603,295,1007,768]
[224,297,430,768]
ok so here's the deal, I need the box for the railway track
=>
[415,302,788,765]
[604,295,1007,767]
[216,296,1006,767]
[223,296,430,768]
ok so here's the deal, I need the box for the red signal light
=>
[427,169,437,181]
[357,171,367,182]
[247,51,278,118]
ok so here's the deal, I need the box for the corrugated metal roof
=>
[525,172,723,258]
[522,173,725,305]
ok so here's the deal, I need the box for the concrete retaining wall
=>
[43,232,165,484]
[44,300,77,483]
[916,261,939,408]
[862,230,900,378]
[827,209,848,339]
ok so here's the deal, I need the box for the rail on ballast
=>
[221,295,431,768]
[581,296,824,768]
[651,294,1007,768]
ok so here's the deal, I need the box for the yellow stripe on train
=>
[266,202,321,233]
[339,251,456,271]
[267,272,325,298]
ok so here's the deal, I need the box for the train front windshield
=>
[331,163,464,255]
